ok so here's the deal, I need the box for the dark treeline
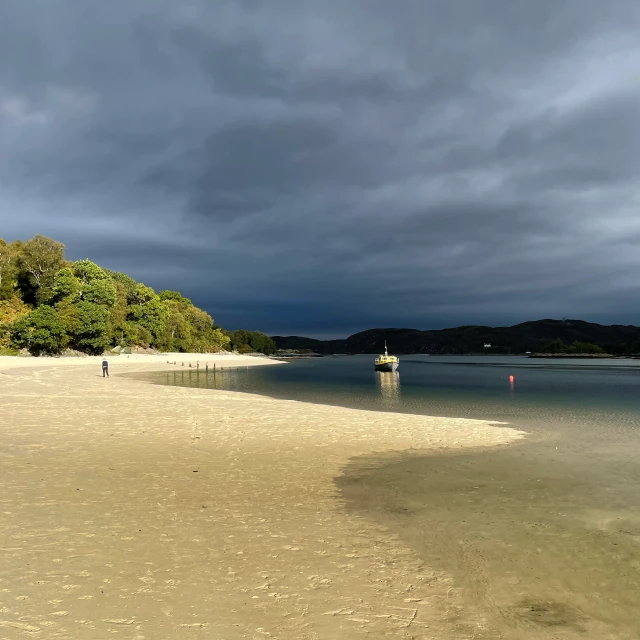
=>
[0,235,272,356]
[273,319,640,355]
[228,329,276,355]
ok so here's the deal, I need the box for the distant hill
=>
[273,319,640,355]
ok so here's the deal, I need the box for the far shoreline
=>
[0,351,282,373]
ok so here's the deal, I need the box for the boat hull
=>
[375,361,399,372]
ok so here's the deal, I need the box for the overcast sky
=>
[2,1,640,337]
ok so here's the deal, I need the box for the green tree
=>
[83,278,116,306]
[183,306,213,336]
[229,330,275,355]
[187,307,229,352]
[129,283,156,305]
[0,296,29,327]
[229,330,253,352]
[155,297,230,353]
[107,271,138,301]
[53,261,116,307]
[0,296,29,352]
[127,295,169,346]
[55,299,81,335]
[0,239,18,300]
[65,301,110,354]
[123,321,152,348]
[158,300,192,352]
[249,331,276,355]
[73,260,116,306]
[10,306,67,355]
[208,327,230,352]
[158,289,192,305]
[16,235,65,304]
[73,258,108,284]
[105,281,129,346]
[52,267,82,301]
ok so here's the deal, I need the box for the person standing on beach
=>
[102,358,109,378]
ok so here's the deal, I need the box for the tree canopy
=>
[544,339,604,354]
[0,235,231,355]
[229,330,276,355]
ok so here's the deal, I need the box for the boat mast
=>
[384,341,388,356]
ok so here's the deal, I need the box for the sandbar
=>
[0,354,524,638]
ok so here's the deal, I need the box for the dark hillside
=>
[273,319,640,355]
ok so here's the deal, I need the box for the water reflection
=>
[376,371,401,406]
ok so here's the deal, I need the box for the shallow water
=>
[134,355,640,423]
[134,355,640,638]
[337,440,640,638]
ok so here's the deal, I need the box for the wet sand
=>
[0,356,523,639]
[338,436,640,639]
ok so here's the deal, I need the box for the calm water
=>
[136,355,640,427]
[135,356,640,638]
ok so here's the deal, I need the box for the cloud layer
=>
[2,0,640,337]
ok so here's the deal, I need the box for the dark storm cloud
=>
[2,0,640,336]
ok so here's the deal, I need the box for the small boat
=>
[374,342,399,372]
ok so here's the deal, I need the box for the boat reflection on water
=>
[376,371,401,406]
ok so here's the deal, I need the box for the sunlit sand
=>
[0,355,524,638]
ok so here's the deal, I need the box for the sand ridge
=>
[0,355,525,639]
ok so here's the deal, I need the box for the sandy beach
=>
[0,355,525,639]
